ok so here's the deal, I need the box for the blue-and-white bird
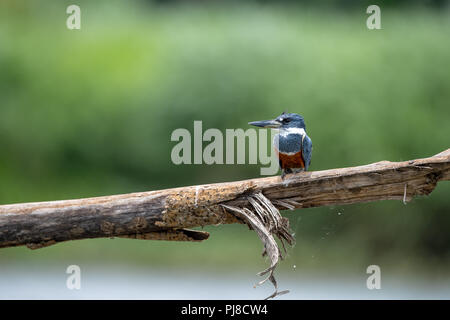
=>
[249,112,312,179]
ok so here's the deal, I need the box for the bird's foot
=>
[282,168,306,180]
[281,169,292,180]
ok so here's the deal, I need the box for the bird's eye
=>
[282,118,290,123]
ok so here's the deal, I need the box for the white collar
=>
[279,127,306,137]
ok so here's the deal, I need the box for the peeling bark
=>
[0,149,449,250]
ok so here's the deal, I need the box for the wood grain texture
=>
[0,149,449,249]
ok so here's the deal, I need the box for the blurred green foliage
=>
[0,0,449,277]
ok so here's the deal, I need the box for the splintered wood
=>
[222,192,294,299]
[0,149,448,249]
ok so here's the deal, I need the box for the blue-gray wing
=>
[302,134,312,171]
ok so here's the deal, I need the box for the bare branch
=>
[0,149,449,250]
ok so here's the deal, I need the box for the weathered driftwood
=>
[0,149,449,250]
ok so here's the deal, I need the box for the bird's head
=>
[248,112,306,130]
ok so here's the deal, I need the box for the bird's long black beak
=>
[248,119,281,128]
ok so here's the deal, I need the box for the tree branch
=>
[1,149,449,250]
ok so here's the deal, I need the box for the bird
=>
[249,112,312,179]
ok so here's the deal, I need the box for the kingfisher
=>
[249,112,312,179]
